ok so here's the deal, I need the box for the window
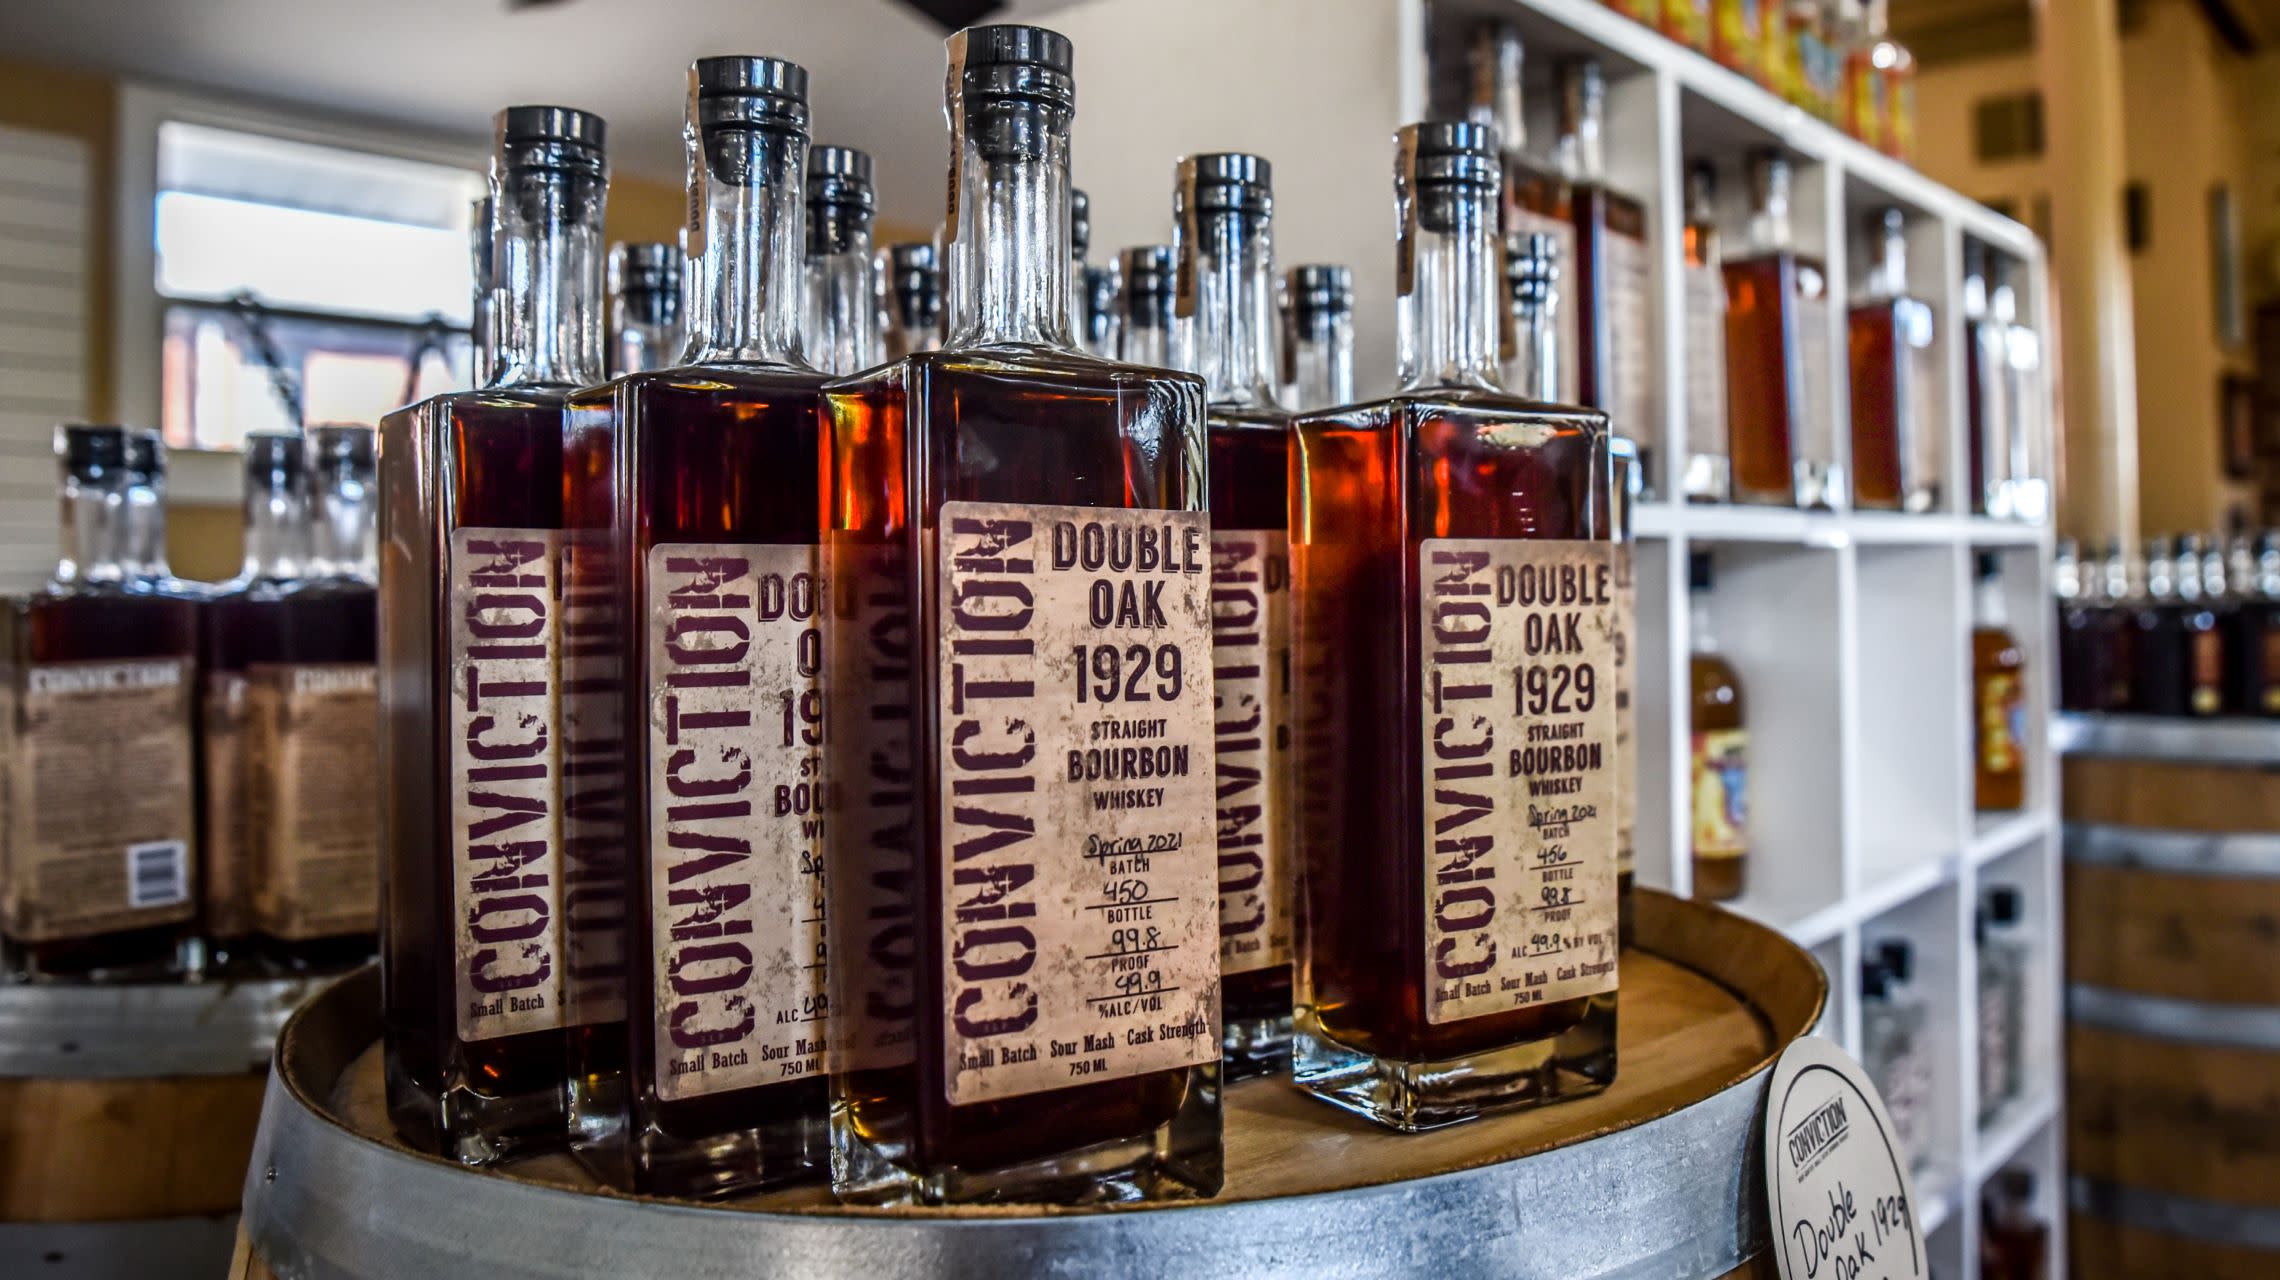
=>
[153,122,484,449]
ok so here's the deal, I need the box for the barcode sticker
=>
[126,840,188,909]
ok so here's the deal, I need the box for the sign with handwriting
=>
[1765,1036,1927,1280]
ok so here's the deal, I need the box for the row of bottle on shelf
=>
[0,425,380,982]
[2055,532,2280,717]
[1588,0,1918,159]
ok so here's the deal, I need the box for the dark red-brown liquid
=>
[828,349,1207,1182]
[1848,299,1912,510]
[3,589,199,978]
[1574,185,1650,468]
[200,583,293,968]
[1723,252,1824,505]
[1292,389,1603,1062]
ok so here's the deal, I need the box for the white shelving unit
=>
[1053,0,2064,1273]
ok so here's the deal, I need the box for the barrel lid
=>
[0,976,319,1077]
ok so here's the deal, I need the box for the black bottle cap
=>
[691,57,810,132]
[1401,120,1499,190]
[124,428,163,483]
[1119,245,1174,325]
[1689,549,1715,592]
[1877,938,1914,983]
[1506,231,1559,306]
[1687,158,1717,197]
[1071,189,1091,258]
[1285,264,1353,319]
[612,242,682,296]
[1860,956,1891,1000]
[1180,152,1273,216]
[1869,205,1906,236]
[807,145,876,255]
[243,430,305,485]
[952,24,1076,110]
[1976,550,2001,580]
[494,105,608,175]
[57,424,128,475]
[1986,885,2023,924]
[888,242,937,274]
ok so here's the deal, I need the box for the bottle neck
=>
[1508,273,1561,401]
[491,167,607,389]
[612,321,678,377]
[1977,576,2009,627]
[1554,72,1604,183]
[687,127,808,368]
[1866,226,1907,299]
[946,99,1075,350]
[310,472,375,583]
[54,473,127,588]
[1469,30,1528,156]
[124,476,171,581]
[1177,209,1279,409]
[1399,182,1503,393]
[805,221,878,377]
[1122,305,1172,367]
[1690,592,1718,653]
[1286,311,1354,411]
[241,471,308,582]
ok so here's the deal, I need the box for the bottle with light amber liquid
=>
[1680,161,1730,503]
[1279,264,1354,413]
[824,25,1220,1205]
[1292,123,1617,1131]
[1557,59,1656,493]
[563,57,833,1199]
[1972,552,2026,812]
[0,425,199,982]
[880,241,943,360]
[1724,149,1834,508]
[1172,153,1295,1081]
[1687,551,1748,900]
[1848,206,1939,512]
[379,105,610,1165]
[1467,22,1579,400]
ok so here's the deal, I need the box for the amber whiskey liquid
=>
[1561,61,1656,490]
[1972,554,2026,812]
[1687,552,1747,901]
[1848,209,1939,512]
[1725,150,1832,508]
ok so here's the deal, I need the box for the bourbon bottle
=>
[1291,121,1617,1131]
[1,425,199,981]
[1680,161,1730,503]
[1688,551,1747,900]
[1848,207,1939,512]
[1172,153,1294,1081]
[825,25,1220,1204]
[472,195,499,386]
[379,105,609,1164]
[1279,264,1354,413]
[2174,534,2226,718]
[608,243,683,378]
[565,57,832,1199]
[1116,244,1175,366]
[1724,149,1835,508]
[201,433,311,976]
[122,430,201,598]
[881,242,943,360]
[1071,188,1118,360]
[2226,532,2280,716]
[2053,539,2105,713]
[1962,242,2012,517]
[1468,23,1579,399]
[805,145,881,377]
[1558,59,1656,491]
[1972,552,2027,811]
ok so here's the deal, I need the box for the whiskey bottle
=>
[1973,552,2027,810]
[1987,257,2048,522]
[2129,536,2188,716]
[379,105,609,1164]
[2226,532,2280,716]
[1688,550,1747,900]
[565,56,833,1199]
[825,24,1220,1204]
[1467,23,1579,399]
[1172,153,1294,1081]
[1724,149,1834,508]
[202,433,312,976]
[1962,242,2013,517]
[1680,161,1731,503]
[1974,884,2027,1125]
[1071,188,1117,359]
[1278,263,1354,413]
[2174,534,2226,717]
[1848,207,1939,512]
[122,430,201,598]
[472,195,499,386]
[2053,538,2102,713]
[1979,1168,2050,1280]
[608,243,684,378]
[1502,231,1564,400]
[1,425,199,981]
[1115,244,1175,366]
[2098,538,2142,713]
[805,145,882,376]
[1860,942,1929,1171]
[1557,59,1656,489]
[881,241,944,359]
[251,424,381,972]
[1291,120,1617,1131]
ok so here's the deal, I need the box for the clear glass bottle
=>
[1172,153,1294,1082]
[1291,121,1617,1131]
[1502,231,1565,401]
[379,105,609,1165]
[881,241,944,360]
[1973,551,2027,810]
[563,57,832,1199]
[608,242,684,378]
[201,434,310,976]
[1990,259,2048,522]
[1,425,200,981]
[805,145,881,377]
[1279,263,1354,412]
[1724,149,1834,508]
[122,429,201,598]
[1848,207,1939,512]
[1071,188,1117,360]
[1116,244,1175,366]
[2227,531,2280,716]
[1557,59,1656,493]
[1688,550,1748,900]
[824,24,1220,1206]
[1975,884,2028,1126]
[1467,23,1579,400]
[1681,161,1731,503]
[1860,943,1929,1172]
[1963,242,2013,518]
[471,194,499,387]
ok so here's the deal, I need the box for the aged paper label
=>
[247,663,379,940]
[1211,530,1293,976]
[2,658,196,942]
[448,529,567,1044]
[647,544,827,1100]
[202,672,252,937]
[1417,540,1619,1024]
[1684,263,1727,453]
[1612,544,1636,881]
[1795,282,1833,483]
[1766,1038,1927,1280]
[559,534,629,1028]
[935,502,1220,1106]
[1606,228,1656,447]
[1691,729,1749,860]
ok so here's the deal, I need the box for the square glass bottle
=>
[1724,149,1836,508]
[881,242,943,361]
[563,57,834,1199]
[1291,123,1619,1132]
[1680,161,1731,503]
[1557,59,1656,491]
[1278,264,1355,414]
[1848,207,1939,512]
[1172,153,1295,1081]
[1467,23,1580,401]
[607,242,684,378]
[804,144,882,378]
[379,105,610,1165]
[824,25,1221,1206]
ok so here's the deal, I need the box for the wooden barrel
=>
[0,977,314,1277]
[234,891,1819,1280]
[2059,715,2280,1278]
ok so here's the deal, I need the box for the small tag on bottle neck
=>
[1763,1036,1928,1280]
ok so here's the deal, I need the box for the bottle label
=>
[1793,276,1833,490]
[2190,630,2224,715]
[1613,545,1637,882]
[1716,0,1762,63]
[247,663,380,941]
[1979,670,2023,774]
[201,671,252,938]
[1210,529,1294,977]
[448,528,568,1044]
[646,543,828,1100]
[1417,539,1619,1026]
[1665,0,1711,47]
[1606,227,1656,455]
[934,502,1220,1107]
[0,658,196,943]
[1690,728,1749,860]
[1684,262,1728,464]
[560,534,629,1028]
